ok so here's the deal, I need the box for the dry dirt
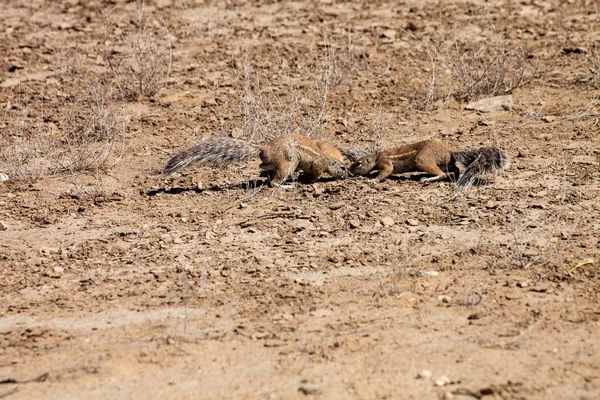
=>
[1,0,600,399]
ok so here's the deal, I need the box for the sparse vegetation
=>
[406,10,535,110]
[102,0,172,101]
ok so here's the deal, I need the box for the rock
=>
[530,282,549,293]
[564,311,586,324]
[465,95,513,112]
[435,376,451,387]
[380,29,397,39]
[263,339,286,347]
[416,370,433,379]
[0,174,8,182]
[406,218,419,226]
[542,115,558,123]
[48,266,64,278]
[0,221,6,231]
[381,216,395,227]
[348,219,361,229]
[289,219,314,232]
[329,202,344,210]
[298,383,321,395]
[438,295,451,304]
[312,184,324,197]
[467,311,486,320]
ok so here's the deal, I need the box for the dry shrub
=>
[52,79,127,174]
[0,77,127,182]
[0,106,53,182]
[102,0,172,101]
[441,20,532,101]
[221,44,340,143]
[406,11,535,110]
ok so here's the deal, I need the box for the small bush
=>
[102,0,172,101]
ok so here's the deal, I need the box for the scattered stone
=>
[329,202,344,210]
[48,266,64,278]
[485,201,498,210]
[312,184,324,197]
[289,219,314,232]
[348,219,361,229]
[435,376,451,387]
[467,311,486,320]
[542,115,558,123]
[42,214,57,225]
[438,295,452,304]
[563,311,586,324]
[381,216,395,227]
[416,370,433,379]
[530,283,549,293]
[505,292,521,300]
[516,280,530,288]
[298,384,321,396]
[263,339,286,348]
[465,95,513,112]
[380,29,397,40]
[406,218,419,226]
[0,221,6,231]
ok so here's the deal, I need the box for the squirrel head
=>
[350,155,377,176]
[327,160,348,179]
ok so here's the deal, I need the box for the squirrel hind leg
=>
[419,173,448,184]
[415,159,447,183]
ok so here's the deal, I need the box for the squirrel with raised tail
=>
[162,134,361,187]
[350,140,510,190]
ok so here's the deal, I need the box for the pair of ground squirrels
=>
[161,135,510,190]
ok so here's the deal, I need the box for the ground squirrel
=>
[162,134,350,187]
[350,140,510,190]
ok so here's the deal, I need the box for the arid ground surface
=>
[1,0,600,399]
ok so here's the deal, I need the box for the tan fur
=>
[162,134,348,187]
[351,140,510,189]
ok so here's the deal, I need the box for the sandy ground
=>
[1,0,599,399]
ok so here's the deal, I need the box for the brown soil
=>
[1,1,599,399]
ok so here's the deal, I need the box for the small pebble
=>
[416,370,432,379]
[381,216,395,227]
[435,376,451,387]
[0,221,6,231]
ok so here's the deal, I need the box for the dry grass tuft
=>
[405,9,535,109]
[102,0,172,101]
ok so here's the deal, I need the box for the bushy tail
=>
[162,138,260,176]
[337,146,377,163]
[452,147,511,190]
